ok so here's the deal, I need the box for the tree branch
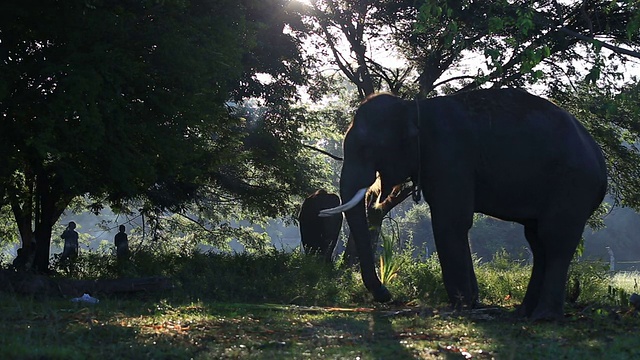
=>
[432,75,477,90]
[541,58,578,92]
[559,27,640,59]
[303,144,343,161]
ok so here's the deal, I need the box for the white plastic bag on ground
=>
[71,293,99,304]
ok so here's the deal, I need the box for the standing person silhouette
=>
[60,221,79,274]
[114,225,130,261]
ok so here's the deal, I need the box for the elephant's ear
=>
[398,99,421,180]
[400,99,420,141]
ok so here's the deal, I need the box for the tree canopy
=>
[298,0,640,205]
[0,0,323,270]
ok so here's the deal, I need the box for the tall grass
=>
[11,245,630,311]
[612,271,640,294]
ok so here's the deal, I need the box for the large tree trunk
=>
[33,220,55,273]
[34,175,70,272]
[10,172,71,273]
[9,171,35,252]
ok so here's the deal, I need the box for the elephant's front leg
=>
[431,208,478,309]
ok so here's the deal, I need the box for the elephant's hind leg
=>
[529,218,585,321]
[519,223,544,318]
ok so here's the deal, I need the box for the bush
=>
[475,251,529,307]
[170,250,332,304]
[394,254,448,305]
[567,260,612,305]
[44,243,634,312]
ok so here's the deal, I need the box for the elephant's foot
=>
[448,292,478,310]
[530,307,564,322]
[372,285,392,302]
[515,302,563,321]
[513,305,528,318]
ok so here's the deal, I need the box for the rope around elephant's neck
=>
[412,99,422,203]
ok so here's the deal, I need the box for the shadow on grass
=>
[468,305,640,359]
[370,313,418,360]
[299,310,418,359]
[9,275,640,359]
[0,303,198,359]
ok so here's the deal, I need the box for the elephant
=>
[298,189,343,263]
[319,88,607,320]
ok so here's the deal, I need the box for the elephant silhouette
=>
[298,189,343,263]
[320,89,607,320]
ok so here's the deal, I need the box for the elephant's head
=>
[320,93,419,301]
[340,94,420,203]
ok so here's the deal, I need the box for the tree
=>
[0,0,319,270]
[300,0,418,99]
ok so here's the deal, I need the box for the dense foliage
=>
[0,0,325,268]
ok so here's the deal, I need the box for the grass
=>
[613,271,640,293]
[2,296,640,359]
[2,249,640,359]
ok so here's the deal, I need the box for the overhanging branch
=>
[303,144,343,161]
[559,27,640,59]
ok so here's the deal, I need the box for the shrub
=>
[42,243,635,312]
[379,233,403,285]
[475,251,529,307]
[395,254,448,305]
[567,260,611,305]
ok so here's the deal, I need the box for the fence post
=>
[606,246,615,273]
[524,246,533,265]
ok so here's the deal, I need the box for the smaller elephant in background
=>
[298,190,343,263]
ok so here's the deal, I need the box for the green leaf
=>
[488,17,504,33]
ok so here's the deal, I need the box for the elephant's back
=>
[425,88,607,214]
[300,192,341,217]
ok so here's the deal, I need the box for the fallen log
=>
[0,270,173,297]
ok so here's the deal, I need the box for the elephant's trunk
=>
[342,194,390,301]
[338,178,391,301]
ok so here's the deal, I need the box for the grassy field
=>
[1,251,640,359]
[2,296,640,359]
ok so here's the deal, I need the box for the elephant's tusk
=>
[318,188,368,217]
